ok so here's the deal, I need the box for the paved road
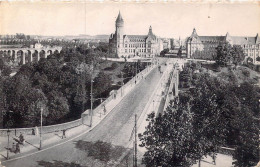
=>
[3,59,167,167]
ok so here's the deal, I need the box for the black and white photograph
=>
[0,1,259,167]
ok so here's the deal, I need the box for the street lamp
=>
[7,129,10,159]
[120,72,123,97]
[90,77,94,127]
[39,107,43,150]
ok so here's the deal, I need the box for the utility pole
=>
[40,107,43,150]
[121,72,123,97]
[90,63,93,127]
[134,114,137,167]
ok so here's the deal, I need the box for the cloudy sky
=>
[0,2,259,38]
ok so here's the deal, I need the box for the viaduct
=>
[0,43,62,65]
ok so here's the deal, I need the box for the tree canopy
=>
[139,62,259,166]
[215,43,245,66]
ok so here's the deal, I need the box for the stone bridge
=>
[0,46,62,65]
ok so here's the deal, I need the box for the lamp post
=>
[7,129,10,159]
[120,72,123,97]
[90,76,93,127]
[39,107,43,150]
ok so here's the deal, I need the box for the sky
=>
[0,2,259,39]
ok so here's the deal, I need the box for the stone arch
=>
[6,50,12,63]
[47,50,53,56]
[0,50,4,58]
[32,50,39,62]
[54,50,59,54]
[3,50,8,58]
[17,50,25,65]
[7,50,12,57]
[40,50,46,59]
[26,50,33,63]
[11,50,17,61]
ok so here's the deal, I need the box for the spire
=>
[116,11,123,23]
[191,28,198,37]
[148,25,153,35]
[256,33,260,43]
[192,28,196,34]
[226,32,230,38]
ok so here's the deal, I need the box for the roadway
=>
[3,59,168,167]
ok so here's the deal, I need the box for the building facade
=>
[109,12,163,58]
[186,28,260,64]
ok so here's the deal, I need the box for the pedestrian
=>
[19,132,25,145]
[62,129,66,139]
[16,142,20,153]
[135,80,136,84]
[212,153,216,165]
[32,128,35,135]
[11,142,16,152]
[35,126,39,136]
[103,105,107,115]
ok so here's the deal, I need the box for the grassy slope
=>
[201,63,259,85]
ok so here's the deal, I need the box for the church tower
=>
[115,11,124,56]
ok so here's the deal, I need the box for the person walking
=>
[35,126,39,136]
[11,142,16,152]
[62,129,66,139]
[212,153,216,165]
[103,105,107,115]
[19,132,25,145]
[16,142,20,153]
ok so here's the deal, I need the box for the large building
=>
[186,28,260,64]
[109,12,163,58]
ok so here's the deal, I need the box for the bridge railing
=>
[0,63,154,137]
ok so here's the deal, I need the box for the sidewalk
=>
[112,59,175,166]
[192,153,233,167]
[0,63,157,162]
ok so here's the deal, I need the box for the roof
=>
[125,35,147,42]
[116,11,124,23]
[198,36,226,42]
[230,36,256,45]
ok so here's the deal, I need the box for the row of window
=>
[247,53,259,57]
[125,48,148,53]
[125,43,146,48]
[244,44,260,49]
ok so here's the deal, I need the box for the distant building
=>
[161,38,173,50]
[186,28,260,64]
[109,12,162,58]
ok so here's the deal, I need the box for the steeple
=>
[192,28,197,34]
[148,25,153,35]
[226,32,230,37]
[191,28,198,37]
[116,11,124,23]
[256,33,260,44]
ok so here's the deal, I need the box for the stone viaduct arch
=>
[0,46,62,65]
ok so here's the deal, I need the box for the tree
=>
[230,82,260,166]
[232,45,245,66]
[93,71,112,97]
[160,48,169,57]
[139,98,199,167]
[46,90,70,125]
[215,42,233,66]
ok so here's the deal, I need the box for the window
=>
[125,44,127,47]
[125,49,127,53]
